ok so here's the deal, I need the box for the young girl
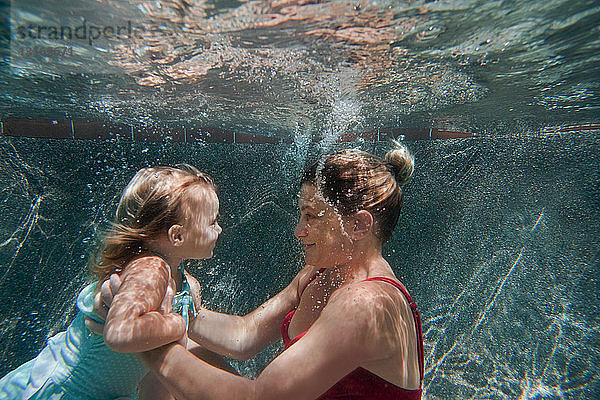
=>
[0,164,225,400]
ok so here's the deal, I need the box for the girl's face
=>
[294,184,354,267]
[180,186,222,259]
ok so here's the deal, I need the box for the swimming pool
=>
[1,0,599,398]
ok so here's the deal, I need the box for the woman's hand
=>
[185,272,202,315]
[85,274,122,334]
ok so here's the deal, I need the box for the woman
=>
[95,143,423,400]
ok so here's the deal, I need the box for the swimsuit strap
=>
[148,252,196,328]
[363,277,424,383]
[172,265,196,329]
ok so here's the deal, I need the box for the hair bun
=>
[384,142,414,185]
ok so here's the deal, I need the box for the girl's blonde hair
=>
[89,164,214,283]
[302,142,414,242]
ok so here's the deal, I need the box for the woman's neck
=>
[329,240,385,286]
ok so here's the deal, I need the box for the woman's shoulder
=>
[331,277,398,308]
[320,278,412,355]
[328,276,412,328]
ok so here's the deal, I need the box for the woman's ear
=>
[167,224,185,246]
[352,210,373,240]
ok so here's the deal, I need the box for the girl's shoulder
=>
[120,254,171,282]
[124,254,169,270]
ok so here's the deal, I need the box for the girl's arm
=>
[104,256,186,353]
[139,283,397,400]
[187,265,318,360]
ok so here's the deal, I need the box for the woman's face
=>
[294,184,354,267]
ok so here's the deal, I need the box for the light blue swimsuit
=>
[0,267,195,400]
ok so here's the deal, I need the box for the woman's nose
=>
[294,220,307,238]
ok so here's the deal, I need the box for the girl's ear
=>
[167,224,185,246]
[352,210,373,240]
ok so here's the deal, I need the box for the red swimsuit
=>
[281,271,424,400]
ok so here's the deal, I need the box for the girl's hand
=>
[100,274,123,315]
[85,273,177,335]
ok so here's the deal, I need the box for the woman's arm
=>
[138,272,237,400]
[104,256,186,353]
[140,283,392,400]
[183,272,236,372]
[187,265,318,360]
[138,372,175,400]
[138,337,239,400]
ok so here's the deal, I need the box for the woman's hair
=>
[301,142,414,242]
[89,164,214,282]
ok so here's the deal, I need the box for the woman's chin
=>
[304,256,324,267]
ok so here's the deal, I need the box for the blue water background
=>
[0,134,598,399]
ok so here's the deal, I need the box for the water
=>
[1,135,598,398]
[2,0,599,135]
[1,0,600,399]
